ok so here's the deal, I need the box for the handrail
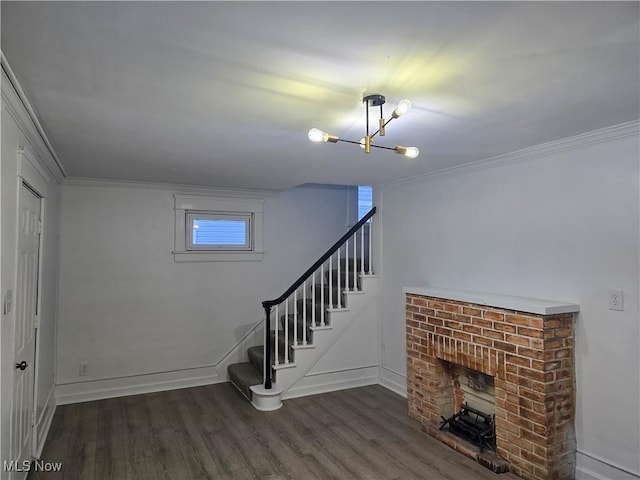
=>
[262,206,376,309]
[260,206,376,390]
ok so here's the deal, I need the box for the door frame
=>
[13,147,49,463]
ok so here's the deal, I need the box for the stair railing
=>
[261,207,376,389]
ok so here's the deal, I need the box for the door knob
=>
[15,361,28,370]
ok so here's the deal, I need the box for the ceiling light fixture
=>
[308,94,419,159]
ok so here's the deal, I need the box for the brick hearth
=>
[405,289,578,480]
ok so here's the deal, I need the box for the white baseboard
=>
[379,366,407,398]
[576,451,640,480]
[55,366,223,405]
[34,386,56,458]
[282,366,379,400]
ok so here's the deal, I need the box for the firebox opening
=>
[444,361,495,417]
[439,361,497,451]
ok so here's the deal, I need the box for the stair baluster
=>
[284,299,289,364]
[353,232,357,290]
[360,227,365,275]
[368,222,372,274]
[320,263,325,326]
[337,246,342,307]
[329,255,333,308]
[293,290,298,346]
[302,280,307,345]
[345,239,350,292]
[312,271,316,327]
[274,304,279,365]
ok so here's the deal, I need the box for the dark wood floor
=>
[31,383,520,480]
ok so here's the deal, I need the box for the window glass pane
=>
[193,219,247,246]
[186,212,251,251]
[358,185,373,221]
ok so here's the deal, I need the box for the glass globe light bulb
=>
[404,146,419,159]
[308,128,328,142]
[392,99,412,118]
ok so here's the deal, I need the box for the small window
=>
[358,185,373,221]
[187,212,251,251]
[174,194,265,262]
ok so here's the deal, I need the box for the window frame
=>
[186,211,252,251]
[174,194,264,262]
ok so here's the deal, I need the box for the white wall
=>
[376,125,639,477]
[1,66,62,467]
[56,182,352,398]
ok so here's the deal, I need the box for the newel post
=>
[263,304,272,389]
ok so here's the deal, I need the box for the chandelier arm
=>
[370,116,396,139]
[336,139,398,151]
[369,143,398,152]
[335,139,363,146]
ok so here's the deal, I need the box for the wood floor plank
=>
[34,383,521,480]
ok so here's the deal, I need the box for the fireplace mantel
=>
[403,286,579,315]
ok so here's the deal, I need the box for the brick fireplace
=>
[405,287,579,480]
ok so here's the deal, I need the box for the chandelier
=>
[308,94,419,159]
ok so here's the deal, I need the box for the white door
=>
[9,182,41,479]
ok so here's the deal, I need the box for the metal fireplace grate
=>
[440,403,496,451]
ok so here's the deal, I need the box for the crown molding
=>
[64,176,279,198]
[1,51,66,181]
[381,120,640,188]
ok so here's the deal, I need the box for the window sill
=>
[173,251,264,263]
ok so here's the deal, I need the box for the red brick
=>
[428,316,444,326]
[519,387,545,403]
[510,374,532,388]
[544,360,562,371]
[483,329,505,340]
[493,340,517,353]
[505,362,518,374]
[413,297,429,307]
[529,317,544,329]
[520,407,547,426]
[472,317,493,328]
[484,310,505,321]
[462,306,482,316]
[506,354,532,367]
[472,335,493,347]
[505,334,531,347]
[555,348,572,359]
[517,346,544,360]
[462,324,482,335]
[454,313,472,323]
[444,303,462,313]
[444,320,461,330]
[542,318,562,328]
[518,326,544,339]
[495,323,518,333]
[505,314,535,326]
[452,331,472,342]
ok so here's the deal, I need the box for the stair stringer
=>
[273,275,378,399]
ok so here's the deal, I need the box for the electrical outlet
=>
[608,289,624,311]
[79,361,89,376]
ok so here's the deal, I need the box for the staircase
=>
[227,208,377,410]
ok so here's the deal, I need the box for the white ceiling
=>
[2,1,638,191]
